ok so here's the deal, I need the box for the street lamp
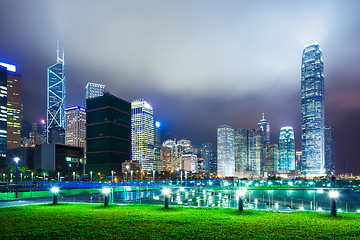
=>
[20,173,23,182]
[237,188,247,212]
[90,171,93,182]
[43,172,46,181]
[126,165,129,182]
[51,187,60,204]
[2,173,5,182]
[102,187,111,207]
[14,157,20,198]
[162,188,171,209]
[57,172,60,182]
[329,191,339,217]
[111,170,114,182]
[131,170,133,182]
[73,172,75,182]
[31,172,33,182]
[153,170,155,182]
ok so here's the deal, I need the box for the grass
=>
[0,204,360,239]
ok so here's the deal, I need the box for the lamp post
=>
[14,157,20,198]
[43,172,46,181]
[10,173,13,182]
[126,165,129,182]
[90,171,93,182]
[185,171,188,187]
[180,171,183,185]
[31,172,33,182]
[163,188,171,209]
[20,173,23,182]
[73,172,75,182]
[237,188,247,212]
[329,191,339,217]
[111,170,114,182]
[102,187,111,207]
[51,187,59,204]
[2,173,5,182]
[153,170,155,182]
[57,172,60,182]
[131,170,133,182]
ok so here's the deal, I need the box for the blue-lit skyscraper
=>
[46,46,66,144]
[279,126,295,170]
[301,43,325,176]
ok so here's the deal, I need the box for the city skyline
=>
[1,1,360,174]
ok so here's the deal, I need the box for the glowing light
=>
[356,209,360,213]
[236,188,247,197]
[41,119,46,124]
[318,207,323,212]
[337,208,342,212]
[51,187,59,193]
[0,62,16,72]
[288,182,293,186]
[162,188,171,195]
[14,157,20,164]
[329,191,339,198]
[155,121,160,128]
[180,187,185,191]
[299,206,305,211]
[317,189,324,194]
[102,188,111,194]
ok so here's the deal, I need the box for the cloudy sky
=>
[1,0,360,174]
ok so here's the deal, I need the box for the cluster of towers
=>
[217,43,335,178]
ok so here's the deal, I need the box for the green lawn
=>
[0,204,360,239]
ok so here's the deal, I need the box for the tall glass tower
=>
[301,43,325,176]
[131,99,154,172]
[279,126,295,170]
[46,45,65,144]
[217,125,235,177]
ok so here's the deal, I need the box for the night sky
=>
[1,1,360,174]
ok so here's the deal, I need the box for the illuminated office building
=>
[65,106,86,148]
[2,63,21,149]
[46,46,65,144]
[0,66,7,167]
[265,144,279,174]
[200,143,213,174]
[234,128,248,172]
[301,43,325,176]
[248,128,263,176]
[257,113,270,144]
[217,125,235,177]
[131,99,154,171]
[154,121,161,171]
[279,126,295,170]
[324,125,335,175]
[85,82,105,99]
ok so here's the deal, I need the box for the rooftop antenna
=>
[262,112,265,120]
[57,40,59,62]
[57,40,64,65]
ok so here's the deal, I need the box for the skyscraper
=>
[65,106,86,149]
[234,128,248,172]
[86,93,131,173]
[247,128,263,176]
[85,83,106,99]
[131,99,154,172]
[217,125,235,177]
[257,113,270,144]
[46,46,65,144]
[301,43,325,176]
[0,66,7,167]
[153,121,161,171]
[265,144,279,174]
[324,125,335,175]
[200,143,213,175]
[279,126,295,170]
[1,62,22,149]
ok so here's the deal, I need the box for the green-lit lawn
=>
[0,204,360,239]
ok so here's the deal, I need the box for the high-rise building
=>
[86,93,131,173]
[200,143,213,175]
[247,128,263,176]
[217,125,235,177]
[324,125,335,175]
[85,83,106,99]
[0,66,7,167]
[65,106,86,149]
[1,62,22,149]
[264,144,279,175]
[279,126,295,170]
[154,121,161,171]
[301,43,325,176]
[257,113,270,145]
[131,99,154,172]
[234,129,248,172]
[295,151,302,172]
[46,46,65,144]
[161,146,172,171]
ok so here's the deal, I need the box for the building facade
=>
[279,126,295,171]
[264,144,279,175]
[46,47,65,144]
[65,106,86,149]
[153,121,161,171]
[217,125,235,177]
[324,125,335,175]
[0,66,7,167]
[301,43,325,176]
[234,128,248,172]
[85,82,105,99]
[131,99,154,172]
[86,93,131,174]
[247,128,263,176]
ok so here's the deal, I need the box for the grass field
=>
[0,204,360,239]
